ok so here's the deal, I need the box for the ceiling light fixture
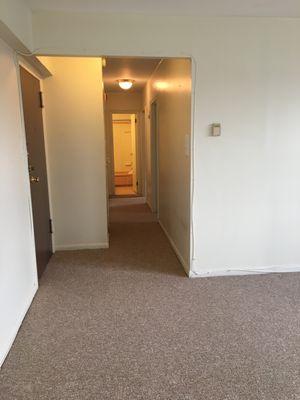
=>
[118,79,134,90]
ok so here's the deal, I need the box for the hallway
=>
[0,203,299,399]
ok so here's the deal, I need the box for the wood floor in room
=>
[114,186,137,196]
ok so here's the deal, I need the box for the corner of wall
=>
[0,283,37,368]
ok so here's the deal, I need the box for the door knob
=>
[30,176,40,183]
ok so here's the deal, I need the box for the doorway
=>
[33,55,192,273]
[19,66,52,278]
[112,113,138,196]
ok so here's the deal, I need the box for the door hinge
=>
[136,180,139,187]
[49,218,53,234]
[135,118,137,123]
[39,91,44,108]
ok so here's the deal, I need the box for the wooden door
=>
[20,66,52,278]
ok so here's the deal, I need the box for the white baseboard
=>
[146,199,154,212]
[158,220,190,276]
[189,264,300,278]
[0,283,38,368]
[55,242,109,251]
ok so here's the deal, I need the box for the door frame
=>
[108,109,143,196]
[149,99,159,216]
[34,54,195,275]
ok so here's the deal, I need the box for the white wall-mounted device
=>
[211,123,221,136]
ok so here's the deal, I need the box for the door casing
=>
[108,110,144,196]
[150,100,159,215]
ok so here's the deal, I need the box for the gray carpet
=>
[0,203,300,399]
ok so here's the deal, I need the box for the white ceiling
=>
[103,57,160,93]
[25,0,300,17]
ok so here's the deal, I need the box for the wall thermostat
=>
[211,123,221,136]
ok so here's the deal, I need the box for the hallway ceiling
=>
[103,57,160,93]
[25,0,300,17]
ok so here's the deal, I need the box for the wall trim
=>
[158,220,190,276]
[17,55,52,79]
[0,283,38,368]
[55,242,109,251]
[189,264,300,278]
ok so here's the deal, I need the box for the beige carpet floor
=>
[0,202,300,399]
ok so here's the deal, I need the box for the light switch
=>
[211,123,221,136]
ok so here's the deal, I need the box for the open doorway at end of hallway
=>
[111,113,139,197]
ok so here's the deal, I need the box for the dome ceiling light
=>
[118,79,134,90]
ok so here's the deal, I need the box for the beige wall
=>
[40,56,108,250]
[0,38,37,366]
[144,58,192,271]
[105,92,143,111]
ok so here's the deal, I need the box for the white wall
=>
[32,14,300,276]
[0,0,33,49]
[144,58,191,271]
[40,57,108,250]
[0,38,37,366]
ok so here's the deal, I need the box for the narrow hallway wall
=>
[144,59,192,272]
[39,57,108,250]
